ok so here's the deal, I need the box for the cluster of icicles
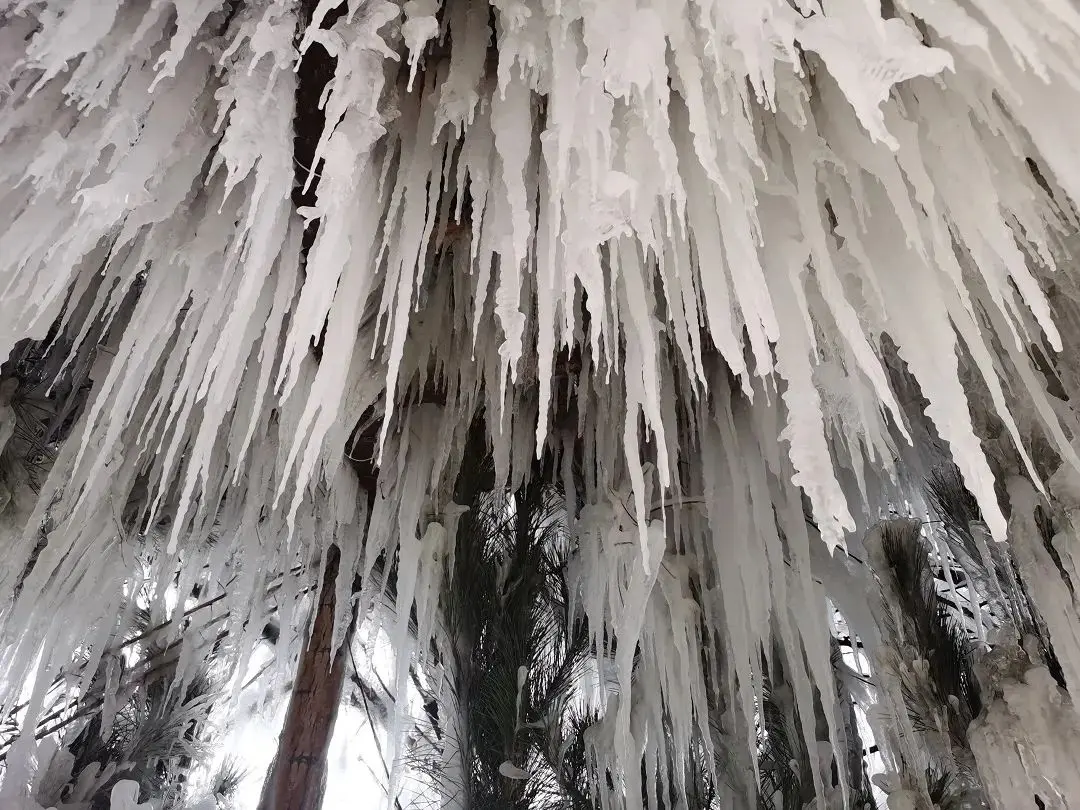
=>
[3,0,1080,807]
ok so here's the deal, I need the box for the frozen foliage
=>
[3,0,1080,807]
[969,640,1080,809]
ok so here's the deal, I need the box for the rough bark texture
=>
[258,544,349,810]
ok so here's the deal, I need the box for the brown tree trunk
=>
[258,544,352,810]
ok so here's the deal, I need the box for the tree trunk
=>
[258,544,352,810]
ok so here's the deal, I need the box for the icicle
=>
[1006,475,1080,693]
[434,0,490,134]
[489,75,532,392]
[402,0,441,92]
[108,781,155,810]
[795,0,953,150]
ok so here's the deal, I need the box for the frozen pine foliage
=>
[3,0,1080,807]
[968,639,1080,809]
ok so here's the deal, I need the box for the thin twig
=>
[350,644,405,810]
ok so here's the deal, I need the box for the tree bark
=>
[258,544,352,810]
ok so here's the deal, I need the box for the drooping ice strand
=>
[3,0,1080,807]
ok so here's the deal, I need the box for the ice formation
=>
[969,644,1080,810]
[2,0,1080,807]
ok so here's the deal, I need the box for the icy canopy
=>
[2,0,1080,806]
